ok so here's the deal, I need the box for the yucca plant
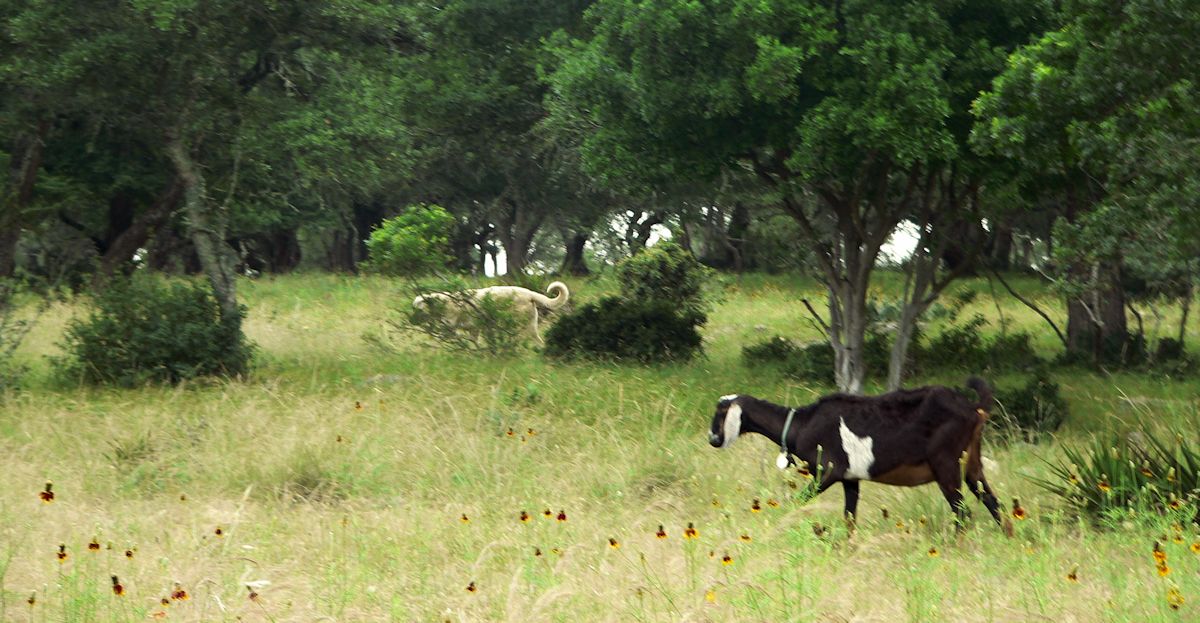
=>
[1032,429,1199,523]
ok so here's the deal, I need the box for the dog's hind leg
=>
[530,305,543,343]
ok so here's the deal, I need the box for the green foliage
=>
[59,278,253,386]
[743,215,813,273]
[544,296,704,363]
[1031,429,1200,522]
[364,205,456,276]
[741,333,889,384]
[741,335,802,366]
[395,283,525,356]
[910,292,1043,373]
[991,370,1068,444]
[615,240,713,314]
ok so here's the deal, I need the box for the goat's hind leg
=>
[930,459,970,530]
[965,473,1003,525]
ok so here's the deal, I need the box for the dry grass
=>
[1,272,1197,621]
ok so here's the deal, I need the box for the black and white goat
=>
[709,377,1007,529]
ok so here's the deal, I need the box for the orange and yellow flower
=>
[1167,587,1185,610]
[39,482,54,503]
[1011,498,1027,521]
[656,525,667,539]
[111,576,124,596]
[684,522,698,539]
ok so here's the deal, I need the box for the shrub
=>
[363,205,456,276]
[59,278,253,386]
[991,370,1068,443]
[615,240,713,314]
[742,330,894,384]
[1031,429,1199,523]
[394,282,526,356]
[741,335,802,366]
[915,313,1042,374]
[544,296,704,363]
[785,341,837,383]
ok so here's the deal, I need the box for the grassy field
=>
[1,272,1198,622]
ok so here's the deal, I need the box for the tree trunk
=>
[0,228,19,279]
[725,202,750,271]
[560,231,590,276]
[497,200,541,276]
[988,222,1013,270]
[828,279,868,395]
[502,230,532,276]
[268,229,301,273]
[1179,283,1192,348]
[94,179,183,284]
[1066,261,1128,364]
[887,302,923,391]
[1,120,49,278]
[166,136,241,328]
[325,227,358,273]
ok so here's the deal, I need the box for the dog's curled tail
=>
[544,281,570,310]
[966,376,993,413]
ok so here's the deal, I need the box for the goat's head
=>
[708,394,743,448]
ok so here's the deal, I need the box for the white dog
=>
[413,281,570,343]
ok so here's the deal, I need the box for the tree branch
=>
[990,266,1068,348]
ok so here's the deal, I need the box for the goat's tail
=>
[966,376,993,413]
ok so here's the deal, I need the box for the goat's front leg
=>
[841,480,860,520]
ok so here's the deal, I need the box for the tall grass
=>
[0,272,1197,620]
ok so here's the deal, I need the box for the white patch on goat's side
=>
[721,403,742,448]
[719,394,739,403]
[838,418,875,480]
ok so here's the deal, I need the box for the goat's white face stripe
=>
[838,417,875,480]
[720,394,739,402]
[721,403,742,448]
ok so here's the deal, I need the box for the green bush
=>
[742,330,894,384]
[397,284,526,356]
[915,314,1042,373]
[615,240,713,314]
[544,296,704,363]
[991,370,1068,443]
[59,278,253,386]
[363,205,456,276]
[1031,429,1199,523]
[741,335,802,366]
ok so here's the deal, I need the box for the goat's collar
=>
[775,408,797,470]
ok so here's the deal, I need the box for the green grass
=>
[1,271,1197,621]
